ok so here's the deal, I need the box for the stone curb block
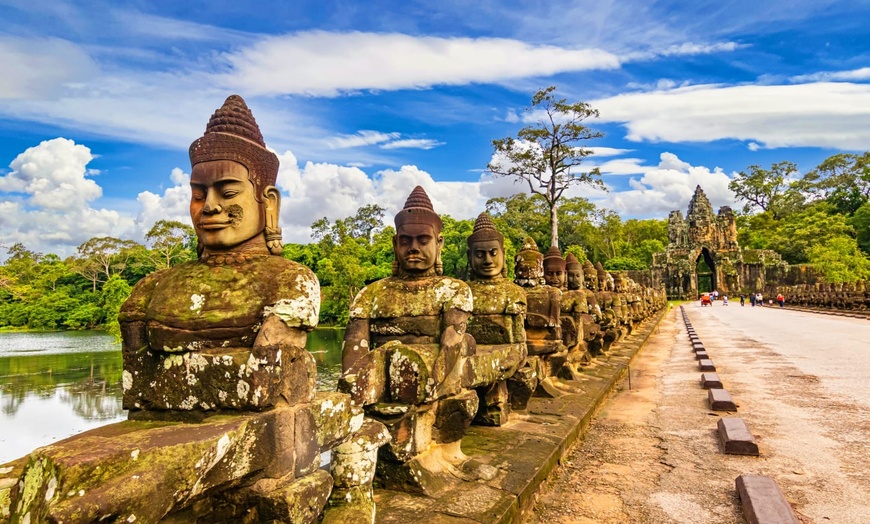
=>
[708,388,737,411]
[695,351,709,360]
[700,373,722,389]
[718,417,759,456]
[736,474,799,524]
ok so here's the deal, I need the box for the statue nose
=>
[204,203,223,214]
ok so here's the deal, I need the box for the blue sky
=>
[1,0,868,256]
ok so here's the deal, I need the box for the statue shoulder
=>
[433,276,473,312]
[119,267,171,321]
[261,257,321,330]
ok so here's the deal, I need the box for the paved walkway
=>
[526,303,870,523]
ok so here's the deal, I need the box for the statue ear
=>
[263,186,283,255]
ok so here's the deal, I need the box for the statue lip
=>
[199,220,231,230]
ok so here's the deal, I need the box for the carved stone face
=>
[393,223,442,274]
[190,160,265,251]
[469,239,504,279]
[567,268,583,290]
[543,263,564,288]
[585,272,598,291]
[515,254,543,281]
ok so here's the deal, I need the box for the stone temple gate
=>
[650,186,787,300]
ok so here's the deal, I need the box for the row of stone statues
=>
[772,282,870,311]
[0,95,664,524]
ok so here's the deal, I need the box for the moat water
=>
[0,328,344,464]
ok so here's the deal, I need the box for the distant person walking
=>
[750,293,756,307]
[740,294,746,306]
[777,293,785,308]
[756,292,764,306]
[723,295,728,306]
[713,290,719,301]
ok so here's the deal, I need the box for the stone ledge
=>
[695,351,709,360]
[699,359,716,371]
[373,308,668,524]
[708,388,737,411]
[700,372,723,389]
[718,417,759,456]
[736,474,799,524]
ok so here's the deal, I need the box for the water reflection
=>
[0,328,344,464]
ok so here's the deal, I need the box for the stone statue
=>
[582,259,605,355]
[562,253,600,357]
[339,186,484,495]
[463,212,527,425]
[514,238,581,396]
[5,96,366,524]
[121,94,320,415]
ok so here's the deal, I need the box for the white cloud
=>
[134,168,192,239]
[380,139,445,150]
[791,67,870,83]
[0,138,134,256]
[593,82,870,150]
[327,131,400,149]
[0,36,100,99]
[587,147,635,158]
[597,152,735,217]
[220,31,620,96]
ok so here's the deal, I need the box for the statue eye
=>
[191,189,205,201]
[223,190,239,198]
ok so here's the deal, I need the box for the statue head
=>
[595,262,611,291]
[466,212,506,280]
[565,253,584,291]
[514,237,544,287]
[583,260,598,291]
[543,246,565,288]
[189,95,282,257]
[393,186,443,277]
[612,271,625,293]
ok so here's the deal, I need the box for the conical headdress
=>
[543,245,565,269]
[394,186,443,232]
[467,212,504,247]
[565,253,582,271]
[189,95,279,201]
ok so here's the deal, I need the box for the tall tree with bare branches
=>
[487,86,605,248]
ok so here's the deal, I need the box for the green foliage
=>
[806,236,870,283]
[603,256,646,271]
[849,202,870,254]
[440,215,474,279]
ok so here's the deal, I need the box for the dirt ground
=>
[523,306,821,524]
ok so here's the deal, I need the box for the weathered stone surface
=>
[338,347,388,406]
[371,403,435,463]
[718,417,759,456]
[695,351,709,360]
[507,364,539,411]
[708,388,737,411]
[6,409,295,523]
[474,380,511,426]
[736,474,800,524]
[294,392,360,476]
[322,486,375,524]
[699,359,716,371]
[255,469,333,524]
[433,390,479,445]
[700,372,723,389]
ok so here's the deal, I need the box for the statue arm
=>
[342,317,371,373]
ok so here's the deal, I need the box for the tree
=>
[728,161,803,220]
[488,86,605,248]
[801,152,870,215]
[145,220,196,270]
[73,237,139,292]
